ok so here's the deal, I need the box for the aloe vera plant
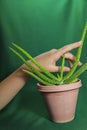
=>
[10,23,87,86]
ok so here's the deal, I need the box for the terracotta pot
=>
[37,80,82,123]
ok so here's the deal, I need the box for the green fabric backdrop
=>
[0,0,87,130]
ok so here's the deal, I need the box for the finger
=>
[52,66,70,72]
[65,52,76,61]
[67,59,73,68]
[78,62,83,66]
[54,41,82,59]
[65,52,82,66]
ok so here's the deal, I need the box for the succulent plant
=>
[10,23,87,86]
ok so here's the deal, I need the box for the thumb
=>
[52,66,70,72]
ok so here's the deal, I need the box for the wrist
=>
[15,66,30,82]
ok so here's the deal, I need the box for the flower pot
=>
[37,80,82,123]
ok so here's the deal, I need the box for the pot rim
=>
[37,80,82,92]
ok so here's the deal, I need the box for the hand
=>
[22,41,82,72]
[34,41,82,72]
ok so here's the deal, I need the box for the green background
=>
[0,0,87,130]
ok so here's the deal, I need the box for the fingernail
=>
[79,41,82,45]
[79,62,83,66]
[65,67,70,72]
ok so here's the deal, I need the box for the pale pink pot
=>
[37,80,82,123]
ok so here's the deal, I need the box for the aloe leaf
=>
[11,43,59,81]
[23,69,53,86]
[60,54,65,80]
[81,22,87,42]
[9,47,60,85]
[57,74,61,81]
[64,63,87,84]
[63,23,87,81]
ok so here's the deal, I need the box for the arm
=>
[0,41,82,110]
[0,67,29,110]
